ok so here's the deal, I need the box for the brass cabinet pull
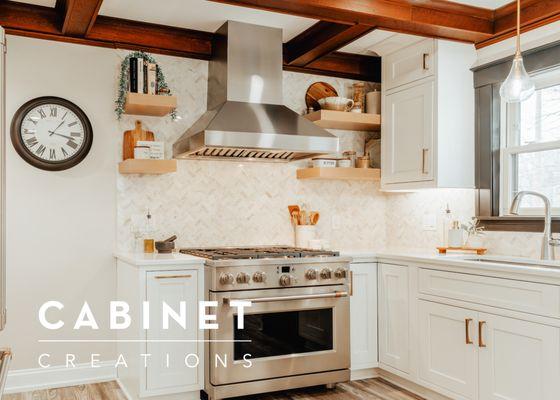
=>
[349,270,354,296]
[422,53,429,70]
[478,320,487,347]
[154,274,192,279]
[465,318,473,344]
[421,148,428,174]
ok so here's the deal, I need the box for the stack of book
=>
[129,58,158,95]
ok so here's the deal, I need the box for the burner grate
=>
[180,246,339,260]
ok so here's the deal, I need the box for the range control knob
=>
[236,272,251,284]
[305,269,318,280]
[320,268,332,280]
[334,268,347,279]
[252,271,267,283]
[219,273,234,285]
[279,274,297,287]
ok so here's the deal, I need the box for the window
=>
[500,68,560,216]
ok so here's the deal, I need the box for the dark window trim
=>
[474,39,560,233]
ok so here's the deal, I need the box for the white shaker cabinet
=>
[381,38,476,190]
[349,262,378,374]
[116,254,205,400]
[478,313,560,400]
[378,263,410,375]
[146,271,200,393]
[383,37,435,92]
[383,80,434,184]
[418,301,478,400]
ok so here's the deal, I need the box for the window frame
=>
[499,69,560,216]
[473,40,560,233]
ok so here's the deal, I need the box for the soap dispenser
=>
[440,204,453,246]
[448,220,464,248]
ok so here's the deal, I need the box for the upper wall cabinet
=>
[384,39,435,91]
[381,39,476,190]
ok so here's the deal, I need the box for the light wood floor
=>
[3,378,424,400]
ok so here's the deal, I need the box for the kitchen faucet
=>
[509,191,560,260]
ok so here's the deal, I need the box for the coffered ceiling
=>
[2,0,559,82]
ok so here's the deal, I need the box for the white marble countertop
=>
[339,248,560,281]
[115,252,205,266]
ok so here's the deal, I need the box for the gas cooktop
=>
[180,246,339,260]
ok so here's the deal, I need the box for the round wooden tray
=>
[305,82,338,111]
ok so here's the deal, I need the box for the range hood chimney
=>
[173,21,339,162]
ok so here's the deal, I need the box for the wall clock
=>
[10,96,93,171]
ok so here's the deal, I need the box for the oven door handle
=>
[222,291,349,305]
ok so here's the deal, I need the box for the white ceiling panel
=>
[99,0,317,41]
[14,0,56,7]
[449,0,511,8]
[341,30,425,56]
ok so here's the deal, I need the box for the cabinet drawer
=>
[419,269,560,318]
[384,39,434,91]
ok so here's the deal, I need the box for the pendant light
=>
[499,0,535,103]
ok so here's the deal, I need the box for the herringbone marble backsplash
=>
[116,52,545,259]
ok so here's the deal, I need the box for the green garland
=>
[115,51,177,120]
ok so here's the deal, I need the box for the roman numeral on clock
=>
[61,147,68,157]
[49,106,57,117]
[26,137,38,147]
[36,144,46,156]
[67,139,78,149]
[68,121,78,127]
[49,149,56,160]
[38,109,47,119]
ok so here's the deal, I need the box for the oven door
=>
[209,285,350,385]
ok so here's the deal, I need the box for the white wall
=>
[0,36,118,370]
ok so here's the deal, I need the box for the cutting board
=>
[305,82,338,111]
[123,120,155,160]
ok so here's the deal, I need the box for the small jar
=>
[337,158,352,168]
[342,151,356,167]
[356,156,370,168]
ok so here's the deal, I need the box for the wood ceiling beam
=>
[56,0,104,37]
[210,0,495,43]
[476,0,560,49]
[284,51,381,82]
[87,16,214,60]
[284,21,374,67]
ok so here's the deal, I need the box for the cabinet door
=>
[478,313,560,400]
[378,263,410,373]
[384,39,434,91]
[418,301,478,400]
[350,263,378,370]
[146,270,199,393]
[382,79,435,185]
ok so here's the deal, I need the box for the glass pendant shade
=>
[499,54,535,103]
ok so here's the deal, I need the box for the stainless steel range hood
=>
[173,21,339,162]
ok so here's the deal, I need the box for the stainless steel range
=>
[180,247,352,400]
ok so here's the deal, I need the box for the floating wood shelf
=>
[297,167,381,181]
[304,110,381,131]
[124,92,177,117]
[118,159,177,175]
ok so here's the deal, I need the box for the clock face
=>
[11,97,93,171]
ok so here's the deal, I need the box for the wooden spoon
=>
[310,212,320,225]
